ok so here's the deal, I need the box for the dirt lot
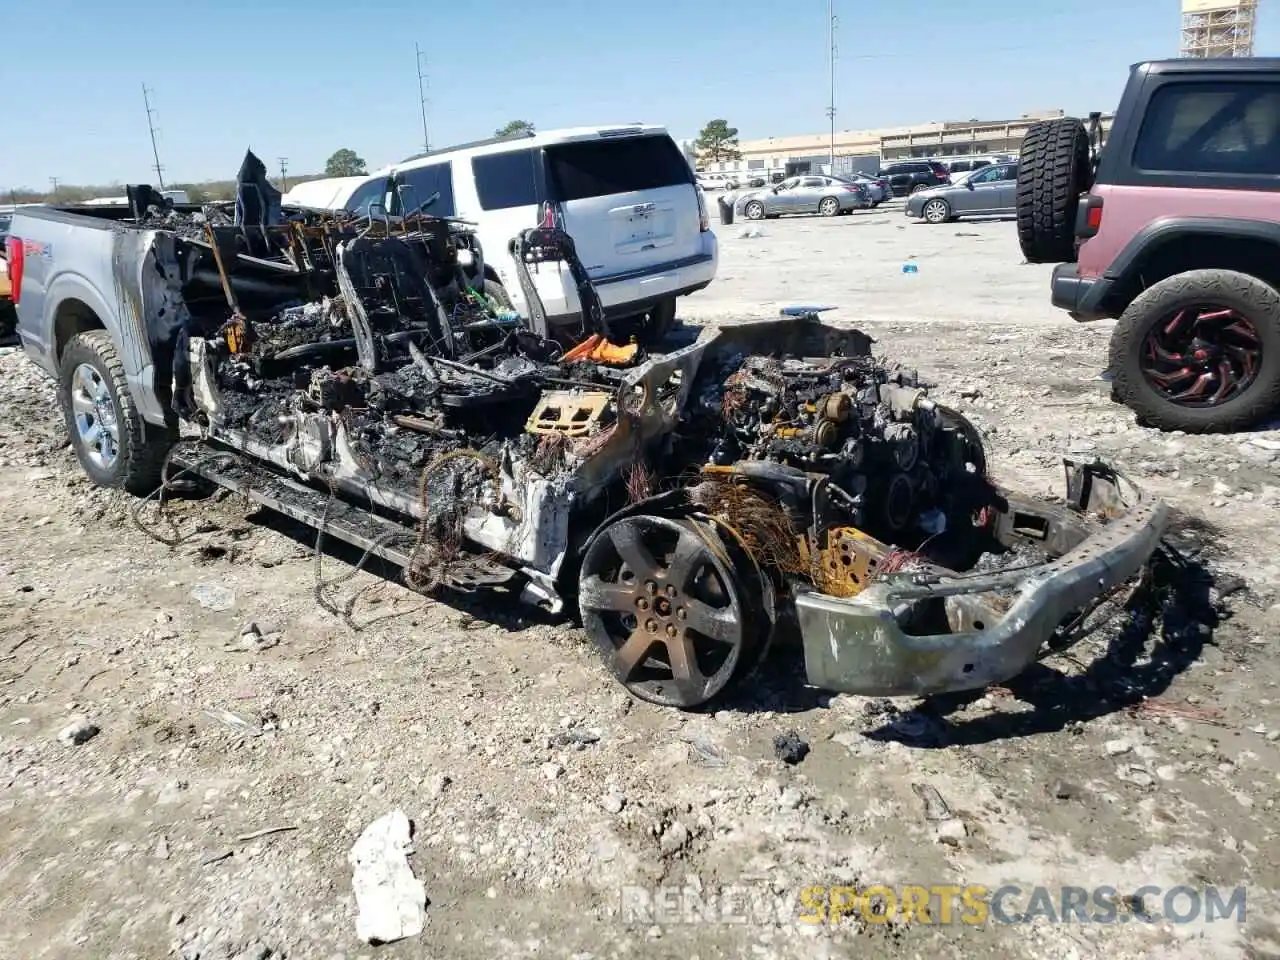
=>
[3,203,1280,960]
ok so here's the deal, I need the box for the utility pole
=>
[826,0,838,173]
[277,157,289,191]
[142,83,166,188]
[48,177,60,200]
[415,42,431,153]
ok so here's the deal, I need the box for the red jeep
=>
[1017,58,1280,433]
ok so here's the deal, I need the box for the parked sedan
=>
[735,176,871,220]
[904,161,1020,224]
[839,173,891,206]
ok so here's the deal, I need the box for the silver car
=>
[840,173,891,206]
[735,175,870,220]
[904,161,1020,224]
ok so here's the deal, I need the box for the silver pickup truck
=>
[5,175,1170,711]
[8,200,191,492]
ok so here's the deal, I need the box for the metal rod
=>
[203,226,241,314]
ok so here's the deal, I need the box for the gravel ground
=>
[2,204,1280,960]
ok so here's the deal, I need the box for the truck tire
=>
[1016,118,1091,264]
[1109,269,1280,433]
[59,330,175,494]
[643,297,677,347]
[484,278,514,310]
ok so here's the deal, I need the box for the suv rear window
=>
[547,135,693,202]
[397,162,456,216]
[1133,81,1280,176]
[472,149,540,211]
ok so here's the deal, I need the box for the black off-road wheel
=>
[1109,269,1280,433]
[59,330,175,494]
[1016,117,1091,264]
[577,514,768,710]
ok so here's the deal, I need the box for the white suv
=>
[343,126,718,338]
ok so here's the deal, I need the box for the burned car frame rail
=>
[796,461,1169,698]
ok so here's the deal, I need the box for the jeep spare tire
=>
[1016,117,1091,264]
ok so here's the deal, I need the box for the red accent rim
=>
[1138,305,1262,407]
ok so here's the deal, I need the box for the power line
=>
[415,42,431,153]
[278,157,289,191]
[142,83,166,189]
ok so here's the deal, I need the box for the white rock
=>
[57,716,99,746]
[934,819,967,845]
[601,792,626,815]
[541,762,564,781]
[1116,765,1154,788]
[348,810,426,944]
[1103,739,1132,756]
[659,821,690,855]
[191,583,235,612]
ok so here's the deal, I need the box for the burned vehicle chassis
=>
[91,166,1170,711]
[174,275,1167,709]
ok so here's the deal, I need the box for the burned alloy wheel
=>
[1138,305,1262,406]
[578,514,758,709]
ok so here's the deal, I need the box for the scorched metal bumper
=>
[797,485,1170,698]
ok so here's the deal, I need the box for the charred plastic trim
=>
[796,463,1169,697]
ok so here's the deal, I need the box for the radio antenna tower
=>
[415,43,431,153]
[142,83,166,188]
[826,0,838,171]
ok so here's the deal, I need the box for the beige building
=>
[698,110,1114,173]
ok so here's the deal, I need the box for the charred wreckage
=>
[113,153,1167,709]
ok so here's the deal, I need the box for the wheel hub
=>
[1139,306,1262,407]
[70,363,120,469]
[578,514,754,709]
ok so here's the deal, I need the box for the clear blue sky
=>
[3,0,1271,188]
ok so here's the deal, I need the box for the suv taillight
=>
[5,237,22,304]
[537,201,560,229]
[696,188,710,232]
[1077,195,1104,239]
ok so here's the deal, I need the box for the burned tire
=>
[1109,269,1280,433]
[484,278,515,310]
[1016,117,1091,264]
[59,330,175,494]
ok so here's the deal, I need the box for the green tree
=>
[695,119,741,163]
[325,148,368,177]
[494,120,535,139]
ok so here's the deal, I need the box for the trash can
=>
[718,196,734,226]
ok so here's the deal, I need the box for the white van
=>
[282,176,366,211]
[342,126,717,336]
